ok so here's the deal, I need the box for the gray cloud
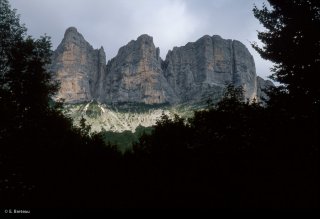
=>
[10,0,273,79]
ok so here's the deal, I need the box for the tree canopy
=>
[252,0,320,112]
[0,0,121,207]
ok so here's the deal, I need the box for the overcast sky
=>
[10,0,273,79]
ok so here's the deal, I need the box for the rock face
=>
[50,27,106,103]
[256,76,274,102]
[163,35,257,102]
[51,27,272,105]
[98,34,177,104]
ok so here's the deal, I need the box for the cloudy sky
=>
[10,0,273,79]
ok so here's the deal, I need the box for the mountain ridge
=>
[48,27,274,133]
[50,27,273,105]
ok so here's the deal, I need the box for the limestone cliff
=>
[256,76,274,102]
[98,34,177,104]
[50,27,106,103]
[50,27,272,105]
[163,35,257,103]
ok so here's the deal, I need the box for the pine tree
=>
[0,0,26,77]
[252,0,320,113]
[0,0,59,143]
[0,1,119,207]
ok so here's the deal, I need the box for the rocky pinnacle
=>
[50,27,273,104]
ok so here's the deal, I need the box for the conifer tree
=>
[252,0,320,112]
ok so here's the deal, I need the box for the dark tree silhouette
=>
[0,1,122,208]
[253,0,319,179]
[1,0,318,209]
[0,0,26,77]
[252,0,320,114]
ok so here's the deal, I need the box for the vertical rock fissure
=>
[231,40,237,85]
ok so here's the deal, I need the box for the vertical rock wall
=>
[50,27,106,103]
[50,27,272,105]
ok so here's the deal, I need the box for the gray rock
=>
[50,27,270,106]
[232,40,257,100]
[50,27,106,103]
[256,76,274,102]
[163,35,257,103]
[95,46,107,98]
[98,34,177,104]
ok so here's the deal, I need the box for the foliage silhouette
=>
[1,0,318,209]
[0,0,122,208]
[252,0,320,114]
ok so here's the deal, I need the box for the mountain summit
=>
[50,27,106,103]
[50,27,272,105]
[164,35,258,103]
[98,34,178,104]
